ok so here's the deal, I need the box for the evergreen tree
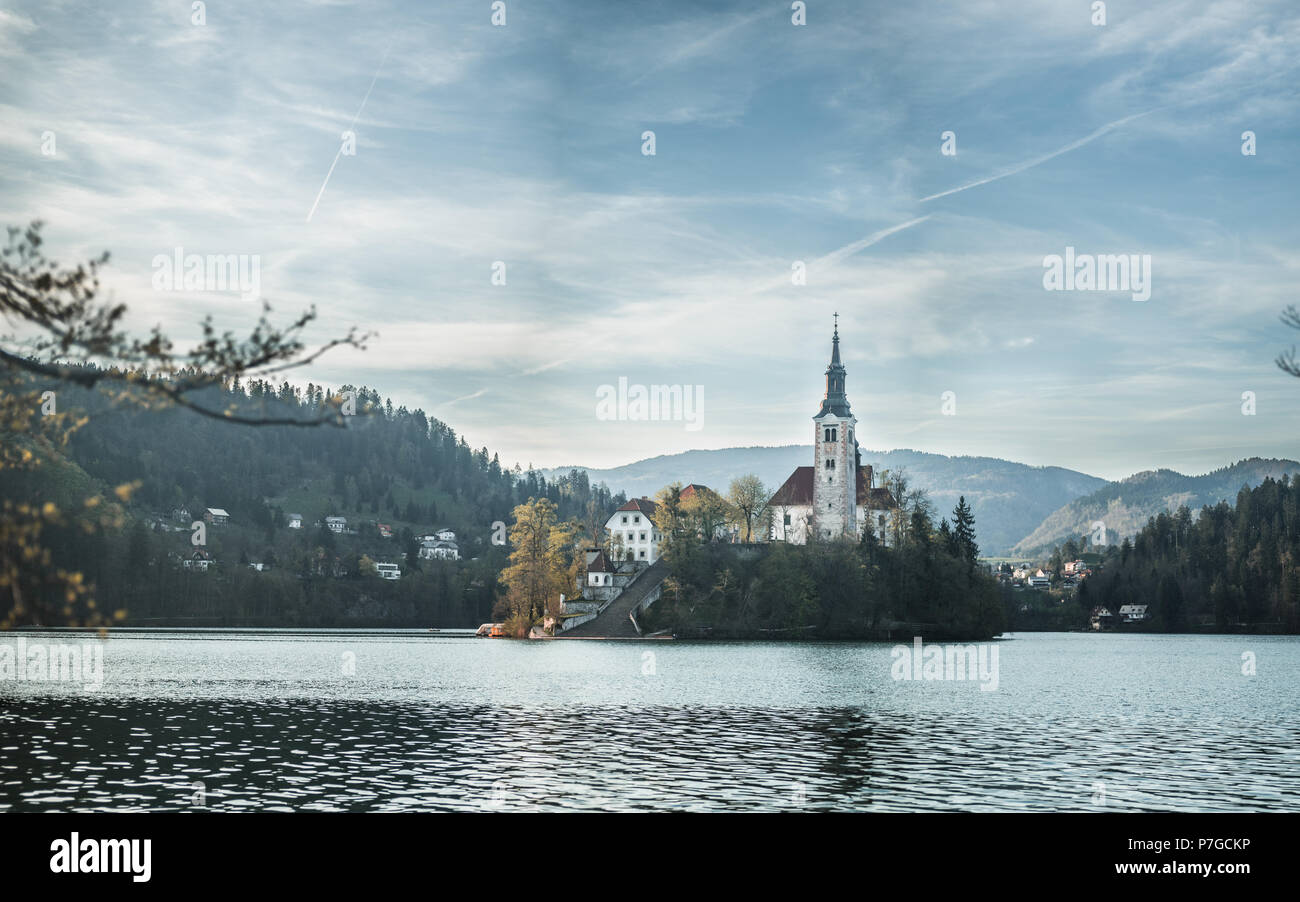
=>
[952,496,978,564]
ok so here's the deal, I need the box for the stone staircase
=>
[561,559,669,638]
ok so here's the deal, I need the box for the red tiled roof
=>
[768,466,898,508]
[769,467,814,506]
[615,497,659,515]
[679,483,715,500]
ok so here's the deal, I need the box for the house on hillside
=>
[1119,604,1148,623]
[204,508,230,526]
[374,562,401,580]
[325,516,347,533]
[1090,607,1113,630]
[377,523,393,538]
[1028,570,1051,589]
[287,513,303,529]
[181,549,214,571]
[418,539,460,561]
[606,498,662,563]
[434,528,456,542]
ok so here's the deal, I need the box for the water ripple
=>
[1,631,1297,812]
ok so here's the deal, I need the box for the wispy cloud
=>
[0,0,1296,479]
[440,388,489,408]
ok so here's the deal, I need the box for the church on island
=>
[561,321,901,634]
[768,319,897,544]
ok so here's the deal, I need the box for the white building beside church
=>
[769,321,898,544]
[605,497,662,563]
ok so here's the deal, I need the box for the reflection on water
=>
[1,631,1297,812]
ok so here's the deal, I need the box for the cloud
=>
[440,388,489,408]
[1,0,1297,479]
[0,8,35,57]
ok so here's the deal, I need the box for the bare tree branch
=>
[1278,305,1300,378]
[0,221,372,425]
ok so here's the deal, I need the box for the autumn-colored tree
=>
[500,497,577,636]
[651,483,689,558]
[681,486,731,542]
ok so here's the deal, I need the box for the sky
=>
[1,0,1298,481]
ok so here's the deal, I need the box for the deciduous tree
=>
[727,474,769,542]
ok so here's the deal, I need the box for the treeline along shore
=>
[637,488,1005,641]
[2,367,1296,636]
[1,370,618,629]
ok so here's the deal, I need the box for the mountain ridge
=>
[544,446,1108,555]
[1012,456,1300,556]
[545,449,1299,557]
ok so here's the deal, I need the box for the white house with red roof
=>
[605,497,662,563]
[769,320,898,544]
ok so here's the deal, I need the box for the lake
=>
[1,630,1297,812]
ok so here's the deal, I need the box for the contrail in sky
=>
[814,215,932,269]
[307,43,393,223]
[919,109,1159,203]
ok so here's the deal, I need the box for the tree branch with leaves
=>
[0,221,370,628]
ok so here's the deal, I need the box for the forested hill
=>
[1067,475,1300,632]
[1014,458,1300,556]
[0,370,621,627]
[28,372,618,538]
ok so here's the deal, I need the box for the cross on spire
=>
[819,315,850,417]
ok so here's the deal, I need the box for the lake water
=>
[2,630,1297,812]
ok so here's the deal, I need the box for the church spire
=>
[817,314,851,418]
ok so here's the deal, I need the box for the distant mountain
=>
[545,447,1108,556]
[1011,457,1300,557]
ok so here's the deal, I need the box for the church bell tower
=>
[812,315,859,540]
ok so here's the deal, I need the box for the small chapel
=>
[768,318,898,544]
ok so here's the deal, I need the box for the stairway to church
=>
[560,559,670,638]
